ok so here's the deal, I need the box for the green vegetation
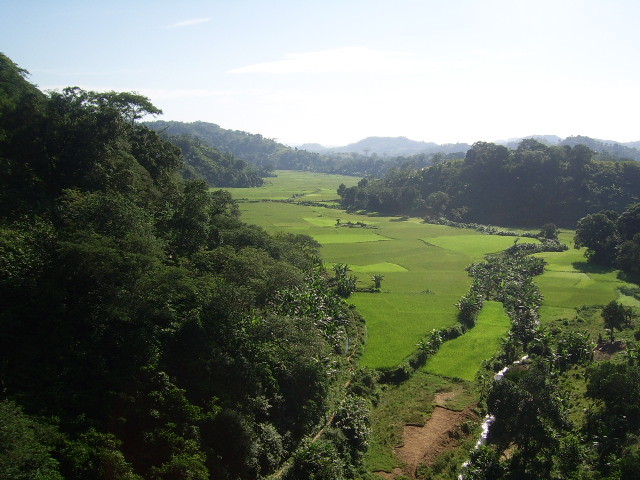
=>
[0,54,366,480]
[171,134,267,187]
[425,234,539,260]
[228,187,545,370]
[231,169,360,202]
[364,372,476,473]
[338,139,640,227]
[573,203,640,276]
[534,235,638,324]
[425,301,511,381]
[5,50,640,480]
[144,120,443,177]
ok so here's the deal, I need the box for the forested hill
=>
[0,53,367,479]
[169,134,267,187]
[338,140,640,227]
[560,135,640,162]
[303,134,640,162]
[144,120,451,176]
[144,120,283,166]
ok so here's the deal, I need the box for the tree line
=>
[338,139,640,227]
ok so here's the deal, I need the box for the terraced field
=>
[225,171,640,477]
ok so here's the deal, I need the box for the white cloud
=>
[227,46,439,75]
[164,18,211,29]
[32,68,154,77]
[138,88,236,100]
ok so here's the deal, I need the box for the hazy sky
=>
[2,0,639,146]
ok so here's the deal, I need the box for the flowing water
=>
[458,355,529,479]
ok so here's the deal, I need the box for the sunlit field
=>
[424,301,511,381]
[226,172,541,369]
[534,231,639,324]
[227,170,359,202]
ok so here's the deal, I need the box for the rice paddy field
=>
[424,301,511,381]
[534,231,640,325]
[225,171,540,369]
[228,170,359,202]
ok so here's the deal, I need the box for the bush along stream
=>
[456,240,569,479]
[454,236,640,480]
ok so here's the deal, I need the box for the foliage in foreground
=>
[0,53,366,480]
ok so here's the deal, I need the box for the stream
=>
[457,355,529,480]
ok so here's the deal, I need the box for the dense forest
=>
[169,134,267,187]
[337,140,640,227]
[0,54,370,479]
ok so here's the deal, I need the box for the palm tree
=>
[333,263,350,278]
[371,274,384,290]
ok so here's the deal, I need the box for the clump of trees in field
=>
[0,53,368,480]
[574,203,640,275]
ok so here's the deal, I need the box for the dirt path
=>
[375,390,478,479]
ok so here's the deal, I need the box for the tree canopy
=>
[0,53,364,480]
[338,139,640,227]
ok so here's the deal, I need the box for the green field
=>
[534,232,638,324]
[226,172,543,369]
[228,170,360,202]
[424,301,511,381]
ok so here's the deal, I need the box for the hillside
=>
[169,134,266,187]
[0,53,366,480]
[144,121,441,176]
[305,134,640,162]
[560,135,640,161]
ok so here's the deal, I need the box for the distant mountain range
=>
[299,137,470,156]
[144,120,640,166]
[301,135,640,161]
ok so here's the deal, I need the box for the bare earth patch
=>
[374,389,478,479]
[593,340,625,361]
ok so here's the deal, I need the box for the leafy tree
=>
[0,400,63,480]
[425,190,450,216]
[616,234,640,274]
[574,212,619,265]
[456,291,484,329]
[601,300,633,341]
[617,203,640,240]
[286,440,347,480]
[486,361,568,477]
[539,223,559,240]
[0,54,364,480]
[586,362,640,433]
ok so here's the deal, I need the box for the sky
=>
[1,0,639,146]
